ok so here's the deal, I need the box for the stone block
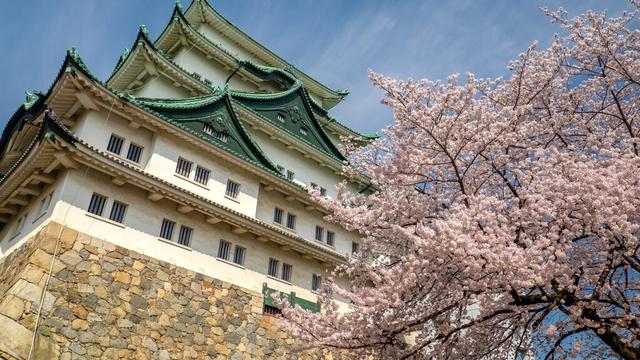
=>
[0,314,59,359]
[0,295,24,320]
[30,249,65,274]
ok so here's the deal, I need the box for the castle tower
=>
[0,1,375,358]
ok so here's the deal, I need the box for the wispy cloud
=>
[0,0,632,133]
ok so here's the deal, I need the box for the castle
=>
[0,1,375,358]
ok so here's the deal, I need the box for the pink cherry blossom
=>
[279,3,640,359]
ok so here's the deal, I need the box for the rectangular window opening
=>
[159,219,175,240]
[225,180,240,199]
[281,263,292,282]
[312,274,322,291]
[194,166,211,186]
[175,157,193,177]
[126,143,143,163]
[273,208,284,224]
[286,213,296,230]
[327,231,335,247]
[88,193,107,217]
[233,246,246,266]
[315,226,324,241]
[109,201,128,223]
[218,239,231,260]
[178,225,193,247]
[268,258,279,277]
[107,134,124,155]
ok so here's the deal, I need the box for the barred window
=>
[178,225,192,247]
[300,127,308,136]
[39,192,53,215]
[225,180,240,198]
[218,239,231,260]
[276,165,285,174]
[286,170,295,181]
[281,263,292,282]
[268,258,279,277]
[312,274,322,291]
[327,231,335,247]
[286,213,296,230]
[126,143,143,163]
[13,213,27,236]
[192,72,202,80]
[175,157,192,177]
[277,113,285,123]
[320,187,327,196]
[194,166,210,186]
[109,201,128,223]
[203,78,212,86]
[310,182,318,190]
[159,219,175,240]
[352,242,360,254]
[203,123,215,135]
[233,246,246,266]
[88,193,107,216]
[273,207,284,224]
[216,131,228,143]
[315,226,324,241]
[107,134,124,155]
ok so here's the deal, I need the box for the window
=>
[315,226,324,241]
[320,187,327,197]
[216,131,228,143]
[233,246,246,266]
[13,213,27,236]
[277,113,285,123]
[273,208,284,224]
[286,170,295,181]
[218,240,231,260]
[276,165,284,174]
[300,127,308,136]
[203,78,212,87]
[352,242,360,254]
[326,231,335,247]
[268,258,279,277]
[312,274,322,291]
[159,219,175,240]
[178,225,192,247]
[107,134,124,155]
[175,157,192,177]
[192,72,202,80]
[281,263,292,282]
[109,201,128,223]
[88,193,107,216]
[203,123,214,135]
[286,213,296,230]
[38,192,53,215]
[263,304,281,316]
[126,143,143,163]
[225,180,240,199]
[194,166,210,186]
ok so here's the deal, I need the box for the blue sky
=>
[0,0,631,133]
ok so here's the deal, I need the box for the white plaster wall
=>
[256,186,359,257]
[145,131,261,217]
[0,172,68,256]
[73,110,155,168]
[133,75,191,99]
[197,24,263,65]
[47,169,329,300]
[172,46,257,93]
[247,128,345,197]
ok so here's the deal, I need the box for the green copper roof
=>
[129,93,280,172]
[231,85,346,162]
[185,0,347,107]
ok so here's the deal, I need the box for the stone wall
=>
[0,222,318,359]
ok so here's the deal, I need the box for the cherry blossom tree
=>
[279,4,640,359]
